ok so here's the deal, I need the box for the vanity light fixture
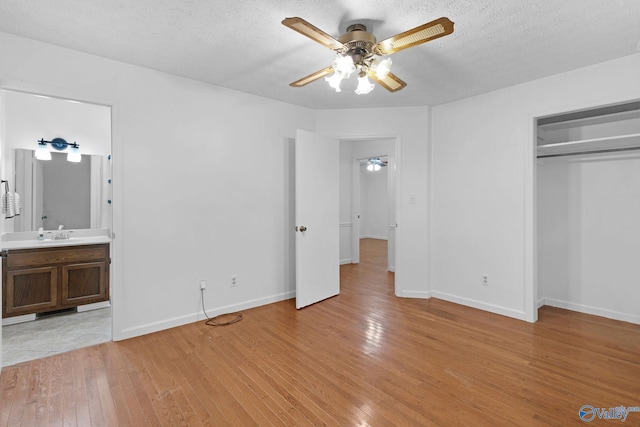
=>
[35,138,81,162]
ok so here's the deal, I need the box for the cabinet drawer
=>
[5,244,109,269]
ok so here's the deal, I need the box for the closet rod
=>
[537,145,640,159]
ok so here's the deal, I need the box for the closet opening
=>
[535,100,640,325]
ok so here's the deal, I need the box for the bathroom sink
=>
[36,237,79,244]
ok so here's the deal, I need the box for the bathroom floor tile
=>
[2,308,111,367]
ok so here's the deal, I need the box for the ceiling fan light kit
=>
[355,72,375,95]
[367,157,387,171]
[282,16,454,95]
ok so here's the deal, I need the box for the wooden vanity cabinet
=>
[2,243,109,318]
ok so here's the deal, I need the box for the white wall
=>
[0,32,315,345]
[430,53,640,321]
[319,109,429,297]
[360,164,388,239]
[537,152,640,324]
[3,89,111,155]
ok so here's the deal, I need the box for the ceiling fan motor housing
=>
[338,24,378,66]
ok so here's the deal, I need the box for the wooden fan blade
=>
[282,17,345,51]
[369,71,407,92]
[375,17,454,55]
[290,66,334,87]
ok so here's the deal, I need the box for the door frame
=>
[342,135,402,296]
[0,81,119,359]
[351,154,394,270]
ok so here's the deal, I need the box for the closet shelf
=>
[537,133,640,157]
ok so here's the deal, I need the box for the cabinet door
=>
[60,261,107,306]
[5,266,58,315]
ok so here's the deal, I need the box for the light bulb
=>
[374,57,392,80]
[35,142,51,161]
[334,55,355,77]
[325,72,344,92]
[355,74,374,95]
[367,164,374,171]
[374,164,381,171]
[67,145,81,162]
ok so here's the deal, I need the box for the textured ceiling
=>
[1,0,639,110]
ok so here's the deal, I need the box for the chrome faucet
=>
[53,225,69,240]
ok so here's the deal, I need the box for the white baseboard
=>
[537,298,545,309]
[115,290,296,341]
[388,266,395,272]
[77,300,111,312]
[2,313,36,326]
[400,290,431,299]
[429,291,528,321]
[542,298,640,325]
[360,235,388,241]
[340,258,352,265]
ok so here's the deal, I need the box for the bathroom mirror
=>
[13,149,107,232]
[2,89,112,233]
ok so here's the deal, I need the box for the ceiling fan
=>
[281,16,454,94]
[366,157,387,171]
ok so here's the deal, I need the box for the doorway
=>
[357,156,392,269]
[1,89,114,367]
[339,137,398,291]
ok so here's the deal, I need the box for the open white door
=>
[295,129,339,309]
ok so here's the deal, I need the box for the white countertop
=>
[1,229,112,250]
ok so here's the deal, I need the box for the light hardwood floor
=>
[1,238,639,426]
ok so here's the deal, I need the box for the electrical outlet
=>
[481,274,489,286]
[200,280,207,290]
[231,275,237,287]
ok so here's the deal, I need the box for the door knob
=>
[299,226,307,232]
